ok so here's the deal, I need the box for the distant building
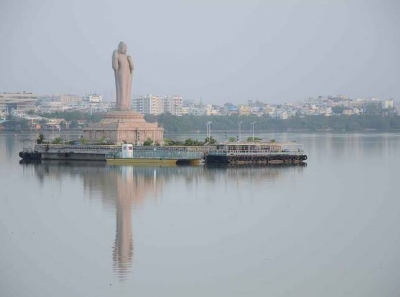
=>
[0,92,37,114]
[263,106,275,115]
[383,99,394,109]
[239,105,251,116]
[224,103,238,115]
[163,95,183,116]
[181,106,190,115]
[250,106,263,116]
[342,109,354,115]
[280,112,289,120]
[58,94,83,108]
[133,94,183,116]
[84,93,102,103]
[323,107,333,116]
[206,104,220,116]
[40,101,63,112]
[189,106,206,116]
[132,94,163,115]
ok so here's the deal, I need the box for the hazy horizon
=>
[1,0,399,104]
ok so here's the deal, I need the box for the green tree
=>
[69,120,79,129]
[247,136,262,142]
[164,139,184,146]
[228,136,237,142]
[143,138,154,146]
[205,136,217,145]
[332,106,345,115]
[52,137,63,144]
[36,133,45,144]
[96,137,106,144]
[346,121,361,131]
[184,138,194,146]
[163,138,173,146]
[16,119,30,131]
[60,121,67,130]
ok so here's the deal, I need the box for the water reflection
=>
[21,161,305,280]
[0,134,17,161]
[112,167,135,279]
[204,164,305,183]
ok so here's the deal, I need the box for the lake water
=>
[1,132,399,296]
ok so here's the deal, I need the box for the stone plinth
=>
[83,111,164,145]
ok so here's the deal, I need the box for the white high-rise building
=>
[132,95,164,115]
[132,95,183,115]
[382,99,394,109]
[163,95,183,116]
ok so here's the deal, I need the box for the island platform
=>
[19,141,307,166]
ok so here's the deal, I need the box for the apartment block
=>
[163,96,183,116]
[132,95,164,115]
[59,94,82,105]
[132,95,183,115]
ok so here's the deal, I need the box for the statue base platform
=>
[83,110,164,145]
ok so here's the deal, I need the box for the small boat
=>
[205,141,307,165]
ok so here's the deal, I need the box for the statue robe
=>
[112,51,133,110]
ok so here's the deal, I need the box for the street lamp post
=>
[205,121,212,140]
[238,121,242,142]
[251,122,256,142]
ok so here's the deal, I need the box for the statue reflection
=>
[113,167,135,278]
[27,162,203,279]
[82,165,166,279]
[110,166,163,279]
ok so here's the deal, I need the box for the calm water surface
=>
[0,133,399,296]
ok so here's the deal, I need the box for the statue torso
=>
[117,54,130,74]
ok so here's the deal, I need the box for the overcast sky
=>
[1,0,399,104]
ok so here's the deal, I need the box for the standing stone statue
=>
[112,41,134,110]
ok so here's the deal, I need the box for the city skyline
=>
[1,0,399,104]
[1,91,396,127]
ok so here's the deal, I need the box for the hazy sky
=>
[1,0,399,104]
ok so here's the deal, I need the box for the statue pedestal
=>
[83,111,164,145]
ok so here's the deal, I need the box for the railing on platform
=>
[34,144,209,159]
[108,148,204,160]
[34,144,120,154]
[208,149,305,156]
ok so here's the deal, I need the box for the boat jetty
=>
[19,141,307,166]
[205,141,307,165]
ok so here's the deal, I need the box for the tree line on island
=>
[34,133,220,146]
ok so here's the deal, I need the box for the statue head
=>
[118,41,127,54]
